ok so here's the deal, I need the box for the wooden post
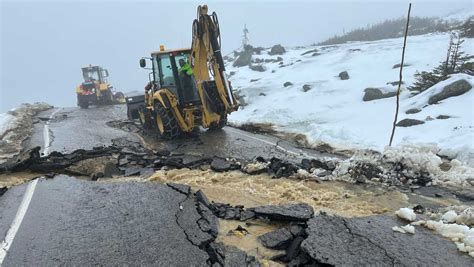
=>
[389,3,412,147]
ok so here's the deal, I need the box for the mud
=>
[0,172,43,188]
[149,169,410,217]
[217,219,285,266]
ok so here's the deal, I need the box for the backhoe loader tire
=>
[208,115,227,130]
[154,102,181,140]
[77,95,89,109]
[138,105,154,130]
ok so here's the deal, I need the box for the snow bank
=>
[0,103,52,164]
[0,113,14,138]
[227,33,474,172]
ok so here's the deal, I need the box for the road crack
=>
[341,218,397,266]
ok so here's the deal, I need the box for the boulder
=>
[283,81,293,87]
[211,158,232,172]
[269,44,286,55]
[302,84,312,92]
[396,119,425,127]
[437,115,450,120]
[363,88,396,101]
[233,49,252,67]
[249,64,265,72]
[405,108,421,114]
[428,79,472,104]
[250,203,314,221]
[339,71,350,80]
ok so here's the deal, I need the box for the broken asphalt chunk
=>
[250,203,314,221]
[211,158,240,172]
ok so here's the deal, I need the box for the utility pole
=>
[242,24,250,47]
[389,3,411,147]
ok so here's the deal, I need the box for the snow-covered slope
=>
[226,33,473,166]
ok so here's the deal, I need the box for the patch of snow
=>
[395,207,417,222]
[227,32,474,178]
[0,113,14,137]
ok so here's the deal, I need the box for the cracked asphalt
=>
[0,175,210,266]
[2,104,472,265]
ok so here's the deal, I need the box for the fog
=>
[1,0,471,112]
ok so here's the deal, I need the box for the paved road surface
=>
[0,176,209,266]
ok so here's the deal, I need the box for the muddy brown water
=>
[148,168,465,263]
[149,169,411,217]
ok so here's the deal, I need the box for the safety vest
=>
[179,63,193,76]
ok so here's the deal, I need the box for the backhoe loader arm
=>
[190,5,238,122]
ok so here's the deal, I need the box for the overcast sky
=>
[1,0,472,112]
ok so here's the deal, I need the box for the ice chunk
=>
[392,224,415,234]
[395,208,416,222]
[442,210,458,223]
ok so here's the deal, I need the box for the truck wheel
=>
[154,102,181,139]
[208,115,227,130]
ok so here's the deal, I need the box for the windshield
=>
[82,68,100,82]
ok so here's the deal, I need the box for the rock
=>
[437,115,450,120]
[439,162,452,172]
[425,116,435,121]
[339,71,350,80]
[167,183,191,195]
[428,79,472,104]
[283,81,293,87]
[249,64,265,72]
[396,119,425,127]
[312,53,320,56]
[250,203,314,221]
[250,79,260,82]
[269,44,286,55]
[392,63,411,69]
[302,84,312,92]
[301,48,318,56]
[405,108,421,114]
[301,214,473,266]
[103,162,121,177]
[258,228,294,249]
[259,92,266,96]
[268,157,298,177]
[233,48,253,67]
[363,88,396,101]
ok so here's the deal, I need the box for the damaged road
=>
[1,105,473,265]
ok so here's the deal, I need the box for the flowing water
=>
[149,168,410,217]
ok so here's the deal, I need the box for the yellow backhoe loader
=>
[76,65,125,108]
[126,5,238,139]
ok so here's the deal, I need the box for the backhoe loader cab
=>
[127,5,239,139]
